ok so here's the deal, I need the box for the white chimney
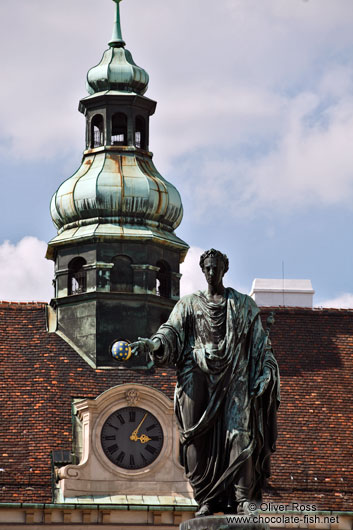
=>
[250,279,314,308]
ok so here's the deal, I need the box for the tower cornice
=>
[79,93,157,116]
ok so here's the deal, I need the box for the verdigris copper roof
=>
[86,0,149,96]
[87,47,149,96]
[49,150,184,247]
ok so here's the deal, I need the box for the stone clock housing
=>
[57,384,193,499]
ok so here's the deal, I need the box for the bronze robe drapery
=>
[152,288,280,507]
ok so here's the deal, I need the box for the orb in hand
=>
[111,340,132,361]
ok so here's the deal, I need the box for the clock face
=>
[100,406,164,470]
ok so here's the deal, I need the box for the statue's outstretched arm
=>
[130,337,162,358]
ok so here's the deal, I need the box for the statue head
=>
[199,249,229,275]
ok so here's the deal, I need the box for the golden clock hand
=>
[136,434,152,444]
[130,413,148,441]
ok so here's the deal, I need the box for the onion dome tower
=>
[46,0,189,369]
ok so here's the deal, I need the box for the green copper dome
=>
[86,0,149,95]
[87,47,149,95]
[50,151,183,234]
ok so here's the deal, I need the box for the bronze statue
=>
[131,249,280,516]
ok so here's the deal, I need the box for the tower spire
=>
[109,0,126,48]
[47,0,188,371]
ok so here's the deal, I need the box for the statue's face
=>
[202,257,225,287]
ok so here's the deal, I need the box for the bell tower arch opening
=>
[68,257,87,295]
[135,116,146,150]
[110,255,133,292]
[156,260,172,298]
[111,112,127,146]
[91,114,104,148]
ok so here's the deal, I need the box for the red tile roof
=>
[0,302,352,510]
[261,307,353,511]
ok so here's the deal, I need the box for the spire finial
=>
[109,0,126,48]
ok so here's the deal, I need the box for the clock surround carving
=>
[125,388,139,405]
[57,384,193,499]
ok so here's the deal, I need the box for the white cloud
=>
[243,92,353,209]
[179,67,353,218]
[152,85,286,171]
[180,246,205,297]
[1,0,353,216]
[0,237,53,302]
[318,293,353,309]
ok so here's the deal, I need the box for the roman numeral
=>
[146,423,157,432]
[116,413,125,425]
[116,451,125,464]
[145,444,156,455]
[103,435,116,441]
[140,452,148,466]
[107,422,119,431]
[129,455,135,467]
[107,444,118,455]
[150,436,161,442]
[129,411,136,423]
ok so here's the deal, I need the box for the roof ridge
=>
[0,301,47,308]
[260,306,353,313]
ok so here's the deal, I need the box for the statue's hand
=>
[130,337,159,357]
[251,367,271,398]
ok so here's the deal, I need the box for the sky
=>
[0,0,353,307]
